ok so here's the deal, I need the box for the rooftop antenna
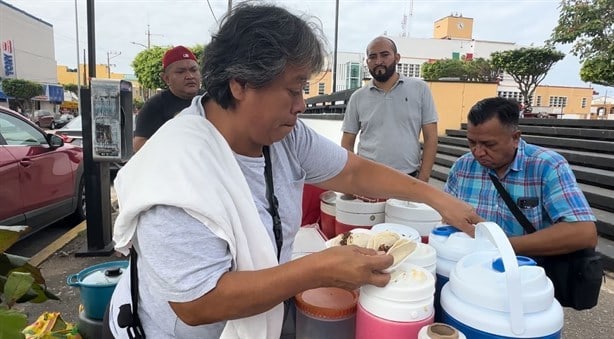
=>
[401,0,414,38]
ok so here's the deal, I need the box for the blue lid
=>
[492,256,537,272]
[431,225,460,236]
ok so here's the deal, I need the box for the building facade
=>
[0,0,62,111]
[314,14,593,117]
[57,64,145,103]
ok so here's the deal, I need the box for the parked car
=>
[31,110,56,129]
[0,106,85,235]
[55,113,74,128]
[55,114,135,173]
[55,115,83,146]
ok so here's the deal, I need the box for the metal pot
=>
[67,260,128,320]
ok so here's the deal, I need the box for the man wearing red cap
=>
[133,45,201,152]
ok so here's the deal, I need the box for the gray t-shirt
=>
[342,75,437,173]
[109,114,347,338]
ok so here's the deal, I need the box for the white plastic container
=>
[385,199,442,243]
[357,264,435,339]
[399,242,437,277]
[418,323,466,339]
[334,195,385,236]
[441,222,563,339]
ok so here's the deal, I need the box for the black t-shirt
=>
[134,90,193,138]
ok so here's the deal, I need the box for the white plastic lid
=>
[448,251,555,314]
[402,242,437,267]
[335,195,386,214]
[428,226,494,261]
[360,264,435,322]
[320,191,340,206]
[385,199,442,221]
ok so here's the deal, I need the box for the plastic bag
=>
[22,312,82,339]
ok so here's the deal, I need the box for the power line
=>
[206,0,219,24]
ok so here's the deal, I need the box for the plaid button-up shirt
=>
[444,139,595,236]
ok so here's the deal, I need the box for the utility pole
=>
[145,24,163,49]
[82,49,87,86]
[74,0,81,114]
[106,51,121,78]
[228,0,232,13]
[332,0,339,94]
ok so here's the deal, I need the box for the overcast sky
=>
[4,0,609,95]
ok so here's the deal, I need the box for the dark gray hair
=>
[468,97,520,129]
[202,3,326,109]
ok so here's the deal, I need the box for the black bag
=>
[489,174,603,310]
[535,248,603,309]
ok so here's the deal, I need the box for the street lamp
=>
[130,41,148,49]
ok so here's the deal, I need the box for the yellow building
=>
[304,71,333,100]
[57,64,144,102]
[427,81,498,136]
[433,15,474,40]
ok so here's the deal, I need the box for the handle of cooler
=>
[475,222,525,336]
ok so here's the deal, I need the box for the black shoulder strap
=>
[263,146,283,260]
[117,247,146,338]
[489,173,537,234]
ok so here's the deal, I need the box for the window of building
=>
[303,81,310,95]
[397,63,421,77]
[581,97,587,108]
[549,96,567,107]
[534,96,542,107]
[318,82,325,95]
[497,91,532,104]
[345,62,362,90]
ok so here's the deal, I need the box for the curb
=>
[28,220,86,267]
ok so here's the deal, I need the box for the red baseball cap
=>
[162,46,197,70]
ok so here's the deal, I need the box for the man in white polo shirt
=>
[341,36,438,182]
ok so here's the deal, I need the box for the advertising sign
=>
[1,40,16,78]
[91,79,122,161]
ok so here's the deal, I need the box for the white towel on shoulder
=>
[113,114,283,338]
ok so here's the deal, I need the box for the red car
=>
[0,106,85,235]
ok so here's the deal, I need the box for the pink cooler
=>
[319,191,340,239]
[357,264,436,339]
[334,195,385,236]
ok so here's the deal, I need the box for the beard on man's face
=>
[369,62,397,82]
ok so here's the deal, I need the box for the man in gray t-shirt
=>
[342,36,438,182]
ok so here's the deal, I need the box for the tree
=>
[1,78,43,113]
[131,46,167,90]
[63,83,78,93]
[463,58,500,83]
[490,47,565,111]
[422,59,466,81]
[549,0,614,86]
[131,45,204,91]
[580,55,614,86]
[421,58,499,82]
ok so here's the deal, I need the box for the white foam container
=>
[385,199,442,240]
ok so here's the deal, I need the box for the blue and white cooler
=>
[428,225,493,321]
[441,222,564,338]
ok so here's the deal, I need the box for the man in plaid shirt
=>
[444,97,597,256]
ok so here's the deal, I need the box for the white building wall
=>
[332,52,364,91]
[0,1,57,83]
